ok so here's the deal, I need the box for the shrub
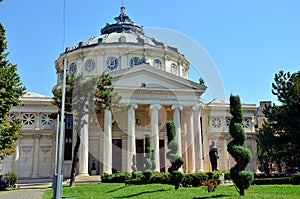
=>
[166,121,184,190]
[150,172,170,184]
[291,172,300,185]
[4,172,18,187]
[201,179,219,192]
[183,173,208,187]
[142,134,153,183]
[171,171,185,190]
[182,174,193,187]
[206,171,222,180]
[227,95,254,196]
[131,154,137,179]
[125,178,142,185]
[224,172,231,180]
[101,171,131,183]
[252,177,292,185]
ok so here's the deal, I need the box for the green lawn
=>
[42,183,300,199]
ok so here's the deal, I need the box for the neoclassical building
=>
[1,6,258,179]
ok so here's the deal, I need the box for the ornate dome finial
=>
[114,6,132,23]
[100,4,144,35]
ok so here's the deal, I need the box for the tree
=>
[258,70,300,170]
[52,72,121,187]
[0,23,25,160]
[166,121,184,190]
[227,95,253,196]
[256,122,284,173]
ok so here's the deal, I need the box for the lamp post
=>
[53,57,67,199]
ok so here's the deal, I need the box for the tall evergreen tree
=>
[227,95,253,196]
[258,70,300,169]
[0,23,25,160]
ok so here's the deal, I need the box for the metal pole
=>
[54,114,60,174]
[52,114,60,199]
[55,56,67,199]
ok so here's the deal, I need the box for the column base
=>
[196,169,204,173]
[78,172,89,176]
[31,175,39,179]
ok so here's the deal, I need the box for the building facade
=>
[1,7,258,178]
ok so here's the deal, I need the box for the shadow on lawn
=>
[114,189,167,198]
[106,186,127,193]
[193,195,231,199]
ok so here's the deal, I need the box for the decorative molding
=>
[21,146,33,153]
[41,145,51,153]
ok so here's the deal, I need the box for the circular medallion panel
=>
[69,63,77,74]
[84,59,95,72]
[129,57,140,67]
[106,57,119,70]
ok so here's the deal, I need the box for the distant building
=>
[1,6,258,179]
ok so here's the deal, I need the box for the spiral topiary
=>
[142,134,153,183]
[166,121,184,190]
[131,154,137,179]
[227,95,254,196]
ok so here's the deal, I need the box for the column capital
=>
[130,104,138,110]
[34,134,41,139]
[171,104,183,111]
[150,104,161,110]
[192,104,203,111]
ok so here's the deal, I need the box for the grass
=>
[42,183,300,199]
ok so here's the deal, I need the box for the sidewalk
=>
[0,175,100,199]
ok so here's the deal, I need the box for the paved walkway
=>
[0,187,46,199]
[0,175,100,199]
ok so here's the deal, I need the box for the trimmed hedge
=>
[101,171,131,183]
[150,172,170,184]
[291,172,300,185]
[182,173,208,187]
[101,171,300,185]
[252,177,292,185]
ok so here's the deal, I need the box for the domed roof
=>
[64,6,180,54]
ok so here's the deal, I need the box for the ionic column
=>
[171,104,183,157]
[127,104,138,172]
[78,112,89,176]
[187,108,196,173]
[192,105,204,172]
[14,140,20,174]
[150,104,161,172]
[103,109,112,173]
[32,134,41,178]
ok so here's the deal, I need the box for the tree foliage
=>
[257,70,300,168]
[52,72,122,186]
[166,121,184,190]
[0,23,25,160]
[227,95,253,196]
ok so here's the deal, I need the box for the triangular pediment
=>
[110,64,206,92]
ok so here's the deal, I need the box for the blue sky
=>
[1,0,299,106]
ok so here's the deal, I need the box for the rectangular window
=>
[112,139,122,173]
[136,139,144,171]
[159,139,165,172]
[64,114,73,160]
